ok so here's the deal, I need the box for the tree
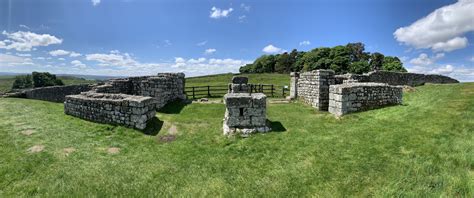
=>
[369,52,384,71]
[330,46,350,73]
[12,75,33,89]
[382,56,407,72]
[275,52,292,73]
[348,61,371,74]
[32,72,64,87]
[346,42,369,62]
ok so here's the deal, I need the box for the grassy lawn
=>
[186,73,291,87]
[0,75,98,93]
[0,80,473,196]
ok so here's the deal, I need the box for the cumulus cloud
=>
[204,48,216,55]
[49,49,70,56]
[238,15,247,22]
[210,7,233,19]
[0,31,62,51]
[86,52,138,67]
[71,60,86,69]
[299,40,311,46]
[394,0,474,52]
[69,52,81,57]
[91,0,101,6]
[0,53,33,66]
[19,24,30,29]
[409,53,445,66]
[262,44,284,54]
[16,53,31,57]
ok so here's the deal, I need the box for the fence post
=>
[192,87,195,99]
[282,86,285,97]
[271,84,274,97]
[207,86,210,97]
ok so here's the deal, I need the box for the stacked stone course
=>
[294,69,335,110]
[223,93,270,136]
[328,83,403,116]
[334,71,459,86]
[19,84,92,102]
[65,92,156,129]
[64,73,185,130]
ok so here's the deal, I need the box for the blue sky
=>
[0,0,473,81]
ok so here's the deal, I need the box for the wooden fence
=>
[185,84,289,99]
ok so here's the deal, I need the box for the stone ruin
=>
[64,73,185,130]
[223,77,271,136]
[290,69,457,116]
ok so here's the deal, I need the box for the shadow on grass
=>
[158,100,189,114]
[268,120,286,132]
[143,117,164,136]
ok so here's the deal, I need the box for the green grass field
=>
[0,75,98,93]
[0,74,472,196]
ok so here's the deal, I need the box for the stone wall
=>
[296,70,335,110]
[335,71,458,86]
[223,93,270,136]
[328,83,403,116]
[22,84,92,102]
[64,92,157,129]
[92,73,186,109]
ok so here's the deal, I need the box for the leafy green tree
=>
[275,52,292,73]
[12,75,33,89]
[348,61,371,74]
[346,42,369,62]
[302,47,331,71]
[32,72,64,87]
[330,46,350,73]
[382,56,407,72]
[369,52,384,71]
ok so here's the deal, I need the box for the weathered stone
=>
[232,76,248,84]
[223,93,270,136]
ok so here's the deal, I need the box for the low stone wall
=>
[22,84,92,102]
[92,73,186,109]
[335,71,459,86]
[328,83,403,116]
[223,93,270,136]
[64,92,157,129]
[296,70,335,110]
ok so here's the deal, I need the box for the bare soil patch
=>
[158,135,176,143]
[21,129,36,136]
[28,145,45,153]
[107,147,120,154]
[63,147,76,156]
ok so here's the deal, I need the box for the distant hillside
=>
[0,75,99,93]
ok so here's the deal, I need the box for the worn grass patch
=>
[0,82,473,196]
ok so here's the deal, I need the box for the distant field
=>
[0,75,98,93]
[0,72,472,196]
[186,73,291,87]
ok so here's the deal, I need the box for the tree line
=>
[12,72,64,89]
[239,42,406,74]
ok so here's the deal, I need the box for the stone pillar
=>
[315,70,335,111]
[223,93,271,136]
[289,72,299,99]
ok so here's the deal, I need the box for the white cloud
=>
[69,52,81,57]
[470,56,474,62]
[394,0,474,52]
[58,58,65,61]
[196,41,207,46]
[430,64,454,75]
[86,52,138,67]
[262,44,284,54]
[238,15,247,22]
[0,53,34,66]
[299,40,311,46]
[204,48,216,55]
[49,49,70,56]
[241,3,251,12]
[210,7,233,19]
[431,37,468,52]
[35,57,46,60]
[19,24,30,29]
[15,53,31,57]
[409,53,445,66]
[71,60,86,69]
[91,0,101,6]
[0,31,62,51]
